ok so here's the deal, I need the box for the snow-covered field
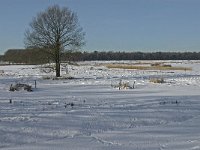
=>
[0,60,200,150]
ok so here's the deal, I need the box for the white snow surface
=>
[0,60,200,150]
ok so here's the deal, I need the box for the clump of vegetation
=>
[112,80,135,90]
[160,100,180,105]
[151,62,172,68]
[151,62,162,66]
[42,75,74,80]
[40,64,55,73]
[149,78,165,84]
[10,83,32,92]
[64,102,74,108]
[0,70,4,74]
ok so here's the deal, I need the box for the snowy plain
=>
[0,60,200,150]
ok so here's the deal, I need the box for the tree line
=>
[2,49,200,64]
[80,51,200,61]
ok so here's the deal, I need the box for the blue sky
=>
[0,0,200,54]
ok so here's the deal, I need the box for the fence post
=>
[34,80,37,88]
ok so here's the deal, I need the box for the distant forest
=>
[1,49,200,64]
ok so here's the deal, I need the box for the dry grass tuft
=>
[149,78,165,83]
[111,80,135,90]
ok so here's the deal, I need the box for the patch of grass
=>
[106,64,192,71]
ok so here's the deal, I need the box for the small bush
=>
[112,80,135,90]
[10,83,32,92]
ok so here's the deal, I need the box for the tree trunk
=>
[55,40,61,77]
[56,61,60,77]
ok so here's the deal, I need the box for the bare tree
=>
[24,5,85,77]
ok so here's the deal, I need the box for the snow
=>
[0,60,200,149]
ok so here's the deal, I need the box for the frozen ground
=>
[0,60,200,150]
